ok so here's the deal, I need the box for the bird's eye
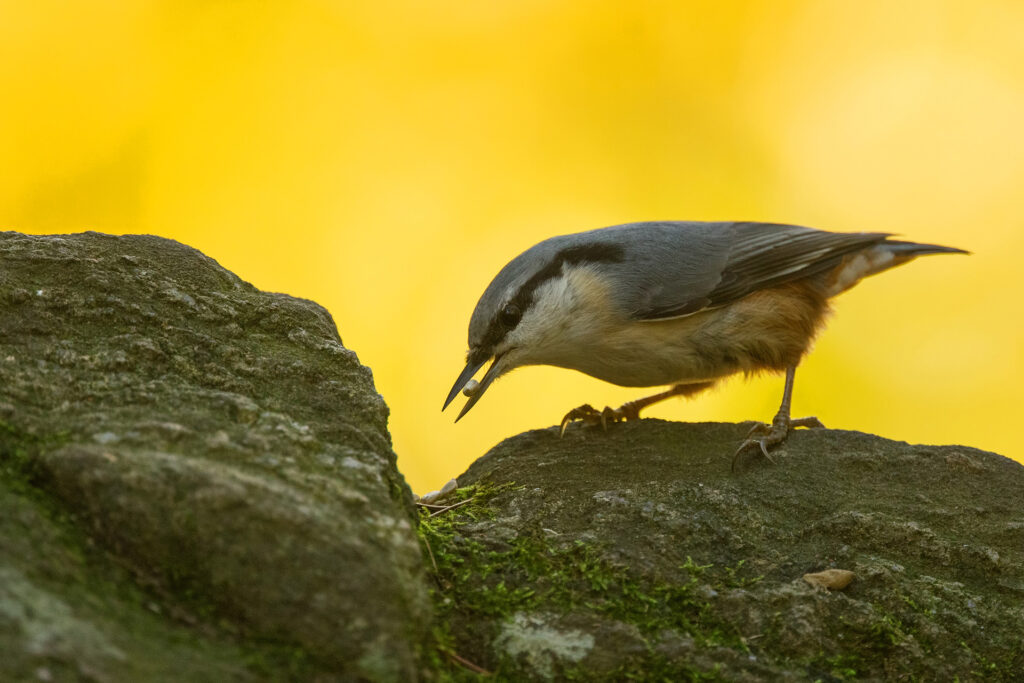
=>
[500,303,522,327]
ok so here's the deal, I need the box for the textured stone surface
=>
[427,420,1024,680]
[0,232,430,681]
[5,230,1021,682]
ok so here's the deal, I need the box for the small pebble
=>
[418,489,441,504]
[418,478,459,504]
[803,568,855,591]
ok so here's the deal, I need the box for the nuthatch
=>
[442,221,966,463]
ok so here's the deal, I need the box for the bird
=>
[442,221,966,465]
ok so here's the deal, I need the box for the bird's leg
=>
[560,382,714,437]
[732,366,825,469]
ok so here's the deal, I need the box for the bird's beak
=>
[443,356,486,411]
[442,352,506,422]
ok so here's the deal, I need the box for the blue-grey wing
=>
[603,221,890,320]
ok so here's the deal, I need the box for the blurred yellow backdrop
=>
[3,1,1021,492]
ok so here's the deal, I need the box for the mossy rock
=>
[423,422,1024,680]
[0,232,431,681]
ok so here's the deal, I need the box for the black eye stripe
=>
[476,242,625,354]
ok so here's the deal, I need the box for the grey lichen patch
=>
[0,566,126,667]
[495,612,595,678]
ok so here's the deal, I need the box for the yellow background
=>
[3,1,1021,493]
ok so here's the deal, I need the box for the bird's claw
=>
[559,404,612,436]
[559,402,641,437]
[732,415,825,471]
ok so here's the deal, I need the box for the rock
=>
[425,421,1024,680]
[803,569,855,591]
[0,232,430,681]
[5,230,1022,681]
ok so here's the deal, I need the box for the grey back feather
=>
[631,222,890,320]
[567,221,889,320]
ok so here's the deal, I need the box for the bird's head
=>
[443,235,626,420]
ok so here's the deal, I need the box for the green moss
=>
[866,611,908,648]
[823,653,863,680]
[418,483,759,679]
[0,419,64,492]
[960,638,1024,682]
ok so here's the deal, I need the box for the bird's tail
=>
[881,240,970,258]
[826,238,968,297]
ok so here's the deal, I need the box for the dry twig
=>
[445,650,492,676]
[428,497,475,517]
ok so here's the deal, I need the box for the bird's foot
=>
[732,414,825,470]
[559,401,645,437]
